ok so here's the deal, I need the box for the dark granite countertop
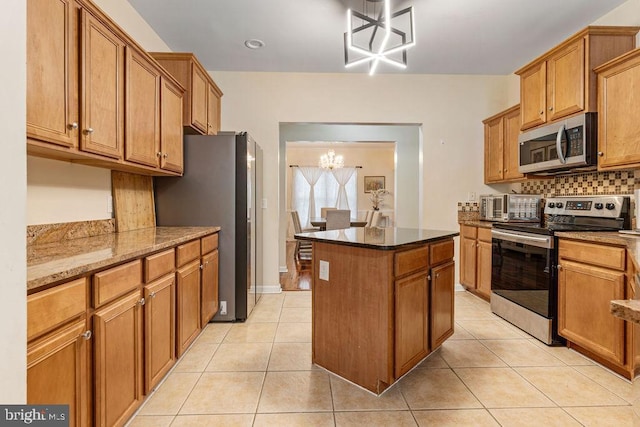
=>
[27,226,220,293]
[458,220,494,229]
[295,227,458,250]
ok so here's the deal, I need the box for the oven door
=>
[491,229,555,318]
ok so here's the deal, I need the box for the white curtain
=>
[292,167,358,227]
[332,167,356,210]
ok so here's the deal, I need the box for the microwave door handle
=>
[556,124,567,164]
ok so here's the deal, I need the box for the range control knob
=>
[594,203,604,210]
[555,202,564,208]
[548,202,556,208]
[605,203,616,210]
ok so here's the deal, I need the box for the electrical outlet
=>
[319,260,329,281]
[468,192,476,201]
[220,301,227,315]
[262,198,267,209]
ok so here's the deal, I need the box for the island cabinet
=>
[515,26,638,131]
[26,0,185,176]
[306,229,457,394]
[594,48,640,171]
[27,278,90,427]
[150,52,223,136]
[459,224,492,300]
[483,105,523,183]
[558,238,639,380]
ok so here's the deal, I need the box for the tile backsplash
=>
[520,169,636,197]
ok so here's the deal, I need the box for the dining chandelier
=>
[344,0,416,75]
[319,149,344,170]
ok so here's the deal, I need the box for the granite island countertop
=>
[28,226,220,293]
[295,227,459,250]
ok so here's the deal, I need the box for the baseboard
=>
[454,283,465,292]
[258,284,282,294]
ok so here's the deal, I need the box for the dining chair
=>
[325,209,351,230]
[370,211,383,227]
[320,207,337,218]
[364,210,374,226]
[290,210,315,269]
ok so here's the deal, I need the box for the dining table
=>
[309,217,368,231]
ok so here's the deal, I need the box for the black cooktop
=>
[492,221,623,236]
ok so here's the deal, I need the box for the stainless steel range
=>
[490,195,631,345]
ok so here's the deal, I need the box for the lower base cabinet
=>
[431,260,455,349]
[395,271,429,378]
[176,260,202,357]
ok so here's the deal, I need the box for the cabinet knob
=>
[598,151,604,157]
[436,273,440,278]
[157,152,162,157]
[557,264,562,270]
[498,169,501,173]
[149,291,156,299]
[549,107,553,111]
[200,264,204,270]
[539,110,544,115]
[427,275,432,280]
[81,330,92,340]
[504,169,507,172]
[163,153,168,158]
[138,297,146,306]
[83,127,94,135]
[68,122,78,130]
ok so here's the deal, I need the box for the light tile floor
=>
[127,291,639,426]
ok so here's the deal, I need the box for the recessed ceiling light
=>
[244,39,265,49]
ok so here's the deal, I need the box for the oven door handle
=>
[491,229,553,248]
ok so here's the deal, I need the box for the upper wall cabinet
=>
[150,53,223,136]
[26,0,185,176]
[483,105,523,184]
[595,48,640,171]
[515,26,639,131]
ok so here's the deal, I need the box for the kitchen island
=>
[295,227,458,394]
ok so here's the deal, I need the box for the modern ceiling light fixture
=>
[319,149,344,170]
[344,0,415,75]
[244,39,265,49]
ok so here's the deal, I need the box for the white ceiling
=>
[128,0,627,75]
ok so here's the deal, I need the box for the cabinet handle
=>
[138,297,145,306]
[83,128,94,135]
[149,291,156,299]
[68,122,78,130]
[81,330,92,340]
[598,152,604,157]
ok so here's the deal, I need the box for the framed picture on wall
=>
[364,176,385,193]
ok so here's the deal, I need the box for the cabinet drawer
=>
[478,227,493,242]
[201,233,218,255]
[460,225,477,239]
[144,249,175,283]
[93,260,142,307]
[176,240,200,267]
[430,239,454,266]
[395,246,429,277]
[28,278,87,341]
[559,240,625,271]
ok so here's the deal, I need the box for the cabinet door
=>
[27,320,89,427]
[460,236,477,288]
[547,39,585,122]
[503,106,524,181]
[431,261,455,349]
[484,116,504,183]
[201,249,219,327]
[93,291,144,427]
[207,84,220,135]
[80,10,125,159]
[190,63,209,134]
[395,271,429,378]
[144,275,175,393]
[27,0,78,148]
[558,259,626,365]
[520,62,547,130]
[160,77,184,173]
[476,240,493,299]
[176,260,202,357]
[125,47,160,168]
[597,52,640,170]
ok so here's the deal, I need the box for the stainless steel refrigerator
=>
[154,132,262,321]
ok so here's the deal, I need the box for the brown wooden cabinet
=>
[176,240,202,357]
[459,224,492,300]
[159,77,185,173]
[200,233,220,327]
[150,52,223,135]
[483,105,523,183]
[558,238,637,379]
[516,26,638,131]
[430,247,455,350]
[595,48,640,170]
[26,0,185,176]
[395,271,429,378]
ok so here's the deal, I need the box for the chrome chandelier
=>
[319,149,344,169]
[344,0,416,75]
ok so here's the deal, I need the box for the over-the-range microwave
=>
[518,112,597,175]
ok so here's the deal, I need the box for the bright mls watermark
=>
[0,405,68,426]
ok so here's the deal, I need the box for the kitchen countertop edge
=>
[27,226,220,293]
[295,227,459,250]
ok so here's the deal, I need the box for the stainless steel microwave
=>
[518,113,597,175]
[479,194,541,222]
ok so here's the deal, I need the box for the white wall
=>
[2,0,26,404]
